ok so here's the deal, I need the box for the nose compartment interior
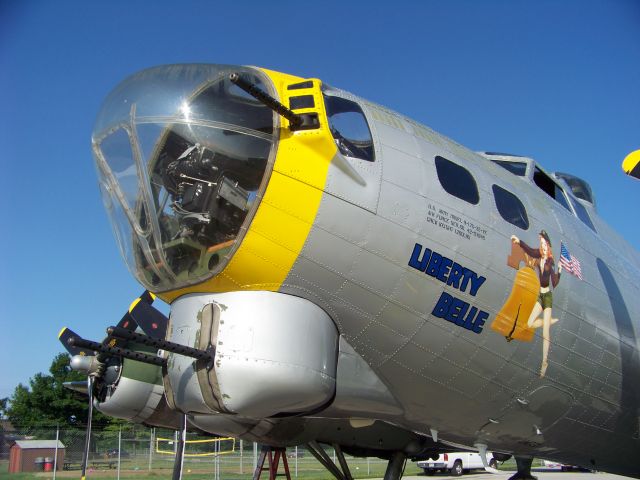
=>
[147,125,270,283]
[93,65,277,291]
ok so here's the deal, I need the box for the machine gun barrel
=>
[107,326,214,363]
[229,72,302,128]
[67,336,166,366]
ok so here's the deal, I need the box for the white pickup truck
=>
[416,451,497,476]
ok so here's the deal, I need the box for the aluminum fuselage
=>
[272,89,640,474]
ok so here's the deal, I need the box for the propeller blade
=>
[102,311,137,351]
[80,375,94,480]
[129,296,168,339]
[139,290,157,305]
[58,327,93,357]
[102,294,145,350]
[116,310,137,332]
[60,291,152,356]
[172,413,187,480]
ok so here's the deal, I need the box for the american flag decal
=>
[559,242,583,280]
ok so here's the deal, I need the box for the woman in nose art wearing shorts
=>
[511,230,562,378]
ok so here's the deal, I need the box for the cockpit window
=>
[533,167,571,211]
[93,65,276,291]
[555,172,596,206]
[324,96,375,162]
[491,160,527,176]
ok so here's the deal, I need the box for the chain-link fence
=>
[0,424,418,479]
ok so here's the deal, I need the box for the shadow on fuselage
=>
[596,258,640,441]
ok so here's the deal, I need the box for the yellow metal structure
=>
[159,69,338,303]
[155,436,236,457]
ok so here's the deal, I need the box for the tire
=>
[451,461,464,476]
[489,459,498,469]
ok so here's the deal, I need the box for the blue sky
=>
[1,0,638,400]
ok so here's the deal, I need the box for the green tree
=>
[7,352,108,430]
[0,397,8,418]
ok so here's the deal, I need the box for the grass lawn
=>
[0,455,537,479]
[0,457,425,480]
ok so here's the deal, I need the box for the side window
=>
[492,184,529,230]
[533,166,571,211]
[324,96,375,162]
[435,156,479,205]
[570,197,597,233]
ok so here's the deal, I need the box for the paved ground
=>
[393,471,631,480]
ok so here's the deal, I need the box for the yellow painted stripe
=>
[58,327,67,339]
[129,297,141,313]
[622,149,640,178]
[159,68,337,303]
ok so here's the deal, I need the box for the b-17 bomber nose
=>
[92,64,278,293]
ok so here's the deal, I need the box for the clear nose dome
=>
[92,64,277,291]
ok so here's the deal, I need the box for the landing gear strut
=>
[306,442,407,480]
[508,456,537,480]
[383,451,406,480]
[172,413,187,480]
[306,441,353,480]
